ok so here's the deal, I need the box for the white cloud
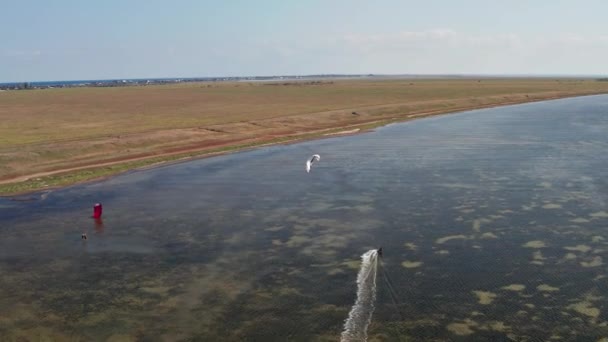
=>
[247,29,608,75]
[4,29,607,82]
[2,49,42,57]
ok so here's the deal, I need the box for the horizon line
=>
[3,73,608,85]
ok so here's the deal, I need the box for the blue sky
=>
[1,0,607,82]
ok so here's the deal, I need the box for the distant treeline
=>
[597,78,608,82]
[262,81,335,86]
[0,75,371,91]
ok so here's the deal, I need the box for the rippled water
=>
[1,95,608,341]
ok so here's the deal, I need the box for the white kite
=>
[305,154,320,173]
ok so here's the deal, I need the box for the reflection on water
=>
[1,95,608,341]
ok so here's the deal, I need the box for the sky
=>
[1,0,607,82]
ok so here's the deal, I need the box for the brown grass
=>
[1,78,608,194]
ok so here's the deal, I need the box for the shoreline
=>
[1,91,606,197]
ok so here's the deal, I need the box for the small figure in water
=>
[81,233,87,240]
[377,247,383,257]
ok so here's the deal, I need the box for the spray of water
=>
[341,249,378,342]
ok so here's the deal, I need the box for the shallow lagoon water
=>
[1,95,608,341]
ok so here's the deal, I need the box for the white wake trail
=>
[341,249,378,342]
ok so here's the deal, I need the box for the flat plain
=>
[2,77,608,194]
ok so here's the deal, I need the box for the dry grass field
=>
[2,78,608,194]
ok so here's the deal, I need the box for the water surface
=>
[1,95,608,341]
